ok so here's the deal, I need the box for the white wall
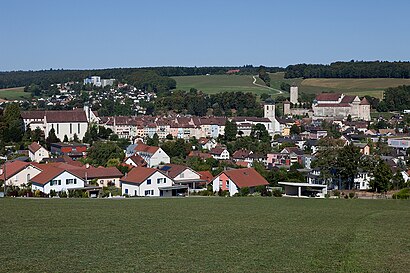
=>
[173,168,200,182]
[46,122,88,141]
[5,165,42,187]
[148,149,170,167]
[121,171,173,197]
[29,147,50,163]
[32,171,85,194]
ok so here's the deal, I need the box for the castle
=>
[312,93,370,121]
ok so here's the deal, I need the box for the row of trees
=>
[285,61,410,79]
[156,90,263,117]
[0,66,284,89]
[258,66,271,87]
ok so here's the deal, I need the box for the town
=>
[0,71,409,199]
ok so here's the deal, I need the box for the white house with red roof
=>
[133,141,170,167]
[28,142,49,163]
[211,168,269,196]
[121,167,186,197]
[312,93,370,121]
[0,161,43,187]
[30,165,86,194]
[158,164,206,189]
[210,147,230,160]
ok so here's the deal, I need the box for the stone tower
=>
[290,84,298,104]
[264,98,279,135]
[283,100,291,115]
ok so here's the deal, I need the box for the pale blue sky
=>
[1,0,409,71]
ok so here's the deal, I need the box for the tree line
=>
[284,61,410,79]
[0,66,284,89]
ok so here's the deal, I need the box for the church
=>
[312,93,370,121]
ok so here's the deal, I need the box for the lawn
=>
[173,74,280,96]
[0,87,30,100]
[1,197,409,272]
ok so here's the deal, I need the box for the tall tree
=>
[371,160,393,193]
[224,120,237,141]
[46,128,60,150]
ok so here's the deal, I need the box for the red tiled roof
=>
[235,161,249,167]
[315,93,341,101]
[134,142,159,154]
[70,167,123,179]
[0,161,30,180]
[221,168,269,188]
[360,97,370,105]
[28,142,42,153]
[159,164,191,179]
[30,165,66,185]
[210,147,226,155]
[188,151,212,159]
[120,167,159,185]
[340,95,356,103]
[232,149,251,159]
[126,154,147,167]
[22,110,88,123]
[198,171,213,183]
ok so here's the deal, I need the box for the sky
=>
[1,0,409,71]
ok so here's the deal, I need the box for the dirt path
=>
[252,75,284,94]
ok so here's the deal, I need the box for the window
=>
[78,123,80,134]
[125,188,128,194]
[151,190,154,195]
[145,190,150,196]
[180,173,184,178]
[135,190,137,196]
[226,180,229,189]
[157,178,165,184]
[219,180,222,188]
[50,180,61,186]
[66,179,77,185]
[147,179,151,185]
[70,123,72,134]
[57,124,59,135]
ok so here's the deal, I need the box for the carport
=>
[278,182,327,198]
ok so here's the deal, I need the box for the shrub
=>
[333,190,340,197]
[272,189,282,197]
[50,190,57,197]
[59,191,68,198]
[239,187,250,196]
[349,192,355,199]
[344,194,349,199]
[392,188,410,199]
[218,189,228,197]
[34,190,42,197]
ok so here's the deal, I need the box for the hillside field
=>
[0,86,30,100]
[174,73,410,100]
[1,197,409,272]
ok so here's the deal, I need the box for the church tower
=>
[264,98,279,135]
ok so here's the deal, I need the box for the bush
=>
[344,194,349,199]
[59,191,68,198]
[239,187,250,196]
[349,192,355,199]
[50,190,57,197]
[392,188,410,199]
[272,189,282,197]
[333,190,340,197]
[218,189,229,197]
[198,190,214,196]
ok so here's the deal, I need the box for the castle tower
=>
[290,84,298,104]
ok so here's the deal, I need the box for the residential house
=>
[50,142,88,159]
[124,154,148,167]
[133,141,170,167]
[28,142,49,163]
[70,166,123,188]
[353,171,372,190]
[0,161,42,187]
[121,167,186,197]
[198,138,217,150]
[30,165,86,194]
[211,168,269,196]
[159,164,206,189]
[210,147,230,160]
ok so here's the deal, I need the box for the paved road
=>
[252,75,284,94]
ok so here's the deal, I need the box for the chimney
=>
[85,163,90,169]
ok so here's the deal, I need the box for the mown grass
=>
[0,87,30,100]
[0,197,409,272]
[173,74,279,96]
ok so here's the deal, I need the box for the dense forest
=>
[0,66,284,89]
[284,61,410,79]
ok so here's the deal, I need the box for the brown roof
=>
[220,168,269,188]
[70,167,123,179]
[232,149,251,159]
[340,95,356,103]
[315,103,351,107]
[188,151,212,159]
[30,165,66,185]
[360,97,370,105]
[210,147,226,155]
[126,154,147,167]
[120,167,159,185]
[21,110,88,123]
[28,142,43,153]
[316,93,341,101]
[198,171,213,183]
[134,142,159,154]
[0,161,31,180]
[159,164,193,179]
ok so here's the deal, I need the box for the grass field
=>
[0,87,30,100]
[172,74,279,96]
[1,198,409,272]
[174,73,410,100]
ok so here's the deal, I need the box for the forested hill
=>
[284,61,410,79]
[0,66,283,89]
